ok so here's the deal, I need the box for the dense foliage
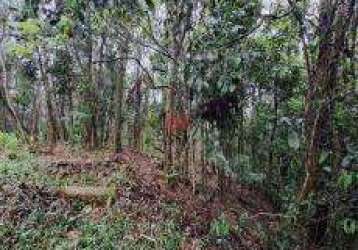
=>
[0,0,357,249]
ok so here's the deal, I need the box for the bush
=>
[210,214,231,239]
[0,132,19,153]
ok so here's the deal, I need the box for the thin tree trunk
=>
[349,3,357,91]
[97,35,106,147]
[38,49,58,146]
[68,82,74,138]
[0,91,5,131]
[133,77,142,150]
[114,44,128,153]
[59,93,68,141]
[268,84,278,186]
[85,36,98,149]
[30,83,40,143]
[141,88,150,151]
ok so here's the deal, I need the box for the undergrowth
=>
[0,133,188,249]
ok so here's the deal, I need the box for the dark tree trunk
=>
[133,78,142,150]
[299,0,356,200]
[268,84,278,186]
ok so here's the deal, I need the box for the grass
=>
[0,132,272,249]
[0,149,250,250]
[0,150,49,186]
[1,208,187,249]
[0,133,189,250]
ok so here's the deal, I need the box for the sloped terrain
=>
[1,147,278,249]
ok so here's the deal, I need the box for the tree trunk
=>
[299,0,356,200]
[349,3,357,91]
[163,76,175,170]
[114,45,128,153]
[38,49,58,146]
[133,77,142,150]
[141,88,150,151]
[84,35,98,149]
[96,35,106,147]
[0,91,5,131]
[268,83,278,186]
[163,1,193,172]
[30,84,40,143]
[59,93,68,141]
[68,82,74,139]
[0,45,29,142]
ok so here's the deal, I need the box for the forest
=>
[0,0,357,249]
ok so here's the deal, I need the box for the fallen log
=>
[57,185,117,207]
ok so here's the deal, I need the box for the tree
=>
[298,0,356,200]
[0,7,30,142]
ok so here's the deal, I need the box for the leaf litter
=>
[1,147,278,249]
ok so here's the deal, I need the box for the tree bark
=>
[38,48,58,146]
[268,83,278,186]
[0,44,29,142]
[163,0,193,172]
[85,35,98,149]
[30,83,40,143]
[299,0,356,200]
[114,44,128,153]
[0,90,5,131]
[133,77,143,150]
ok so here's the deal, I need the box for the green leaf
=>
[145,0,155,10]
[338,172,353,190]
[343,219,357,235]
[288,97,303,112]
[288,131,300,150]
[319,151,329,165]
[210,214,230,238]
[18,19,41,37]
[57,15,73,37]
[8,43,33,58]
